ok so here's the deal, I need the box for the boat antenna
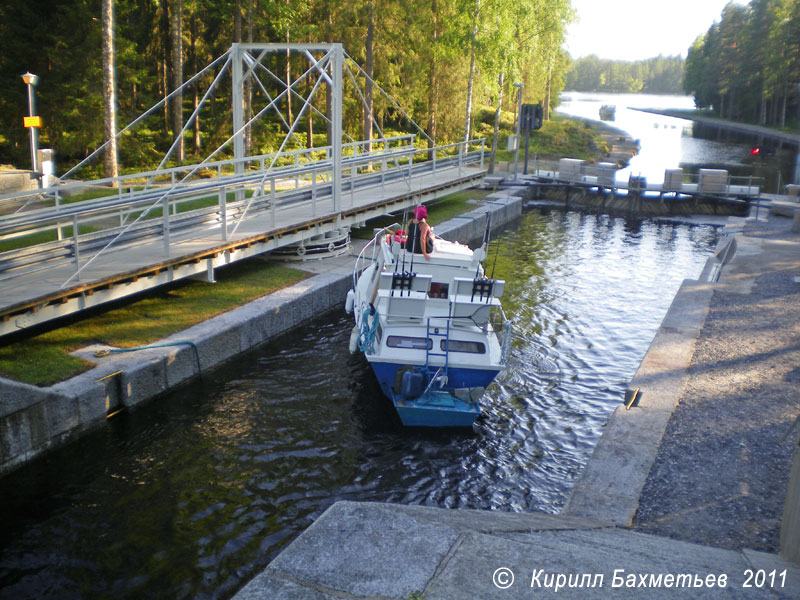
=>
[490,235,502,280]
[408,210,418,274]
[476,212,491,278]
[399,228,406,274]
[399,206,411,274]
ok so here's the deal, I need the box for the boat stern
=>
[393,390,481,428]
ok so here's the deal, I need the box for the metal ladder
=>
[424,314,452,387]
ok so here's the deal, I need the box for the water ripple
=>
[0,210,717,600]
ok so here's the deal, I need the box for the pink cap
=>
[415,205,428,220]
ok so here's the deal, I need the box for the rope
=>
[95,341,202,377]
[358,306,380,354]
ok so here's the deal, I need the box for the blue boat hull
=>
[392,392,481,427]
[369,361,501,427]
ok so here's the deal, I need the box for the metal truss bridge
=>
[0,43,487,338]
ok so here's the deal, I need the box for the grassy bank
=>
[0,261,309,386]
[473,106,611,164]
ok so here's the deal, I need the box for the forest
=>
[0,0,573,178]
[564,55,684,94]
[684,0,800,127]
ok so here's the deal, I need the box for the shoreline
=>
[566,115,641,167]
[632,108,800,146]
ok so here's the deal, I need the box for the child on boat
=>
[407,205,434,260]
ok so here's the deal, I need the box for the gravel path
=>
[634,213,800,552]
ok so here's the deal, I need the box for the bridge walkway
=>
[0,158,485,337]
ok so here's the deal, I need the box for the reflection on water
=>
[0,210,717,600]
[557,91,797,191]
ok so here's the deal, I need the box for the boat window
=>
[376,324,383,344]
[386,335,432,350]
[428,282,449,299]
[440,339,486,354]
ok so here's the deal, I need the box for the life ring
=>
[296,245,307,256]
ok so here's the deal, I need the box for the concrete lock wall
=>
[0,191,524,477]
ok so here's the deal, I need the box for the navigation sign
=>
[23,116,42,128]
[520,103,542,131]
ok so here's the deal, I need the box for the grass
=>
[0,225,100,253]
[0,259,310,386]
[350,188,490,239]
[492,114,610,163]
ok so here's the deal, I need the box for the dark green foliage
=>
[565,55,684,94]
[0,0,573,175]
[683,0,800,128]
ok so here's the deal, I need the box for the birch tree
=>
[102,0,119,182]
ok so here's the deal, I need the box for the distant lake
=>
[557,91,796,192]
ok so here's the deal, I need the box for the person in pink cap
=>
[407,204,434,260]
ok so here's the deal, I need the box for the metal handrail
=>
[1,141,484,236]
[0,138,486,288]
[0,134,418,208]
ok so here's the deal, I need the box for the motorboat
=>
[599,105,616,121]
[345,217,511,427]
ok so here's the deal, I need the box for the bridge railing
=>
[0,137,486,287]
[0,134,417,215]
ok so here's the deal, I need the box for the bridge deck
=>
[0,163,485,336]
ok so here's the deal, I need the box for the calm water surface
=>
[0,210,717,599]
[557,91,797,191]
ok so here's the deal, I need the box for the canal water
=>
[0,210,718,599]
[557,91,799,192]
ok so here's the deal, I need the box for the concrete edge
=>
[0,192,524,477]
[562,255,720,525]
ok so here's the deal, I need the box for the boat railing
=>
[352,224,401,289]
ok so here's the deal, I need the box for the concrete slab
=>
[235,501,796,600]
[233,571,342,600]
[0,378,50,419]
[563,405,674,525]
[266,501,461,599]
[427,528,771,599]
[120,356,168,407]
